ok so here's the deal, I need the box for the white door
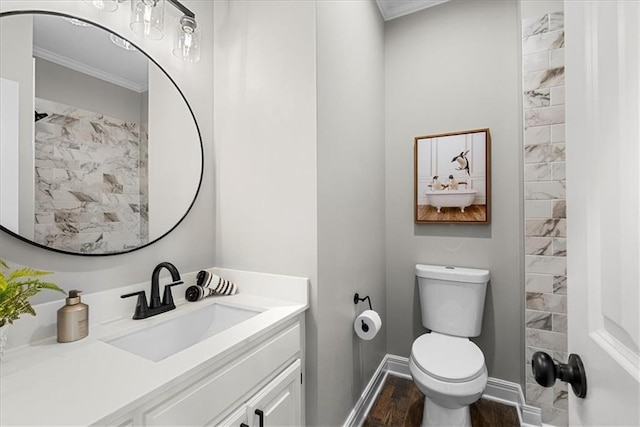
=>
[566,1,640,426]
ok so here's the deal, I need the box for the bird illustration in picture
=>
[451,150,470,175]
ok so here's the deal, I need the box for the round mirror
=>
[0,11,203,256]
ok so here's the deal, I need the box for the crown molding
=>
[32,46,148,93]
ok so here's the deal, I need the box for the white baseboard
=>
[343,354,542,427]
[483,377,542,427]
[342,354,394,427]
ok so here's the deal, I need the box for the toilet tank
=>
[415,264,490,337]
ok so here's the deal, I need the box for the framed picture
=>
[414,128,491,224]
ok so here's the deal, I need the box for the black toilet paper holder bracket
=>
[354,293,374,333]
[353,293,373,311]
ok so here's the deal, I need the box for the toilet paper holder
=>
[353,293,373,310]
[354,293,373,333]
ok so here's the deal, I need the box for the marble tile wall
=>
[522,12,568,426]
[139,121,149,243]
[34,98,148,254]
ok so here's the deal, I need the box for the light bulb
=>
[143,3,153,38]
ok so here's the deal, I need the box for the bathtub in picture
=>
[424,189,478,213]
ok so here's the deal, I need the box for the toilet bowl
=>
[409,332,488,427]
[411,264,491,427]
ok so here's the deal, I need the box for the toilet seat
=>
[411,333,485,383]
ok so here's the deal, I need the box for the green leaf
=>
[0,259,64,326]
[8,267,53,282]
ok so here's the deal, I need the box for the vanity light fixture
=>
[130,0,165,40]
[165,0,200,62]
[173,15,200,62]
[83,0,200,62]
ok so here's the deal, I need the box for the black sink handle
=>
[121,290,149,319]
[162,280,184,306]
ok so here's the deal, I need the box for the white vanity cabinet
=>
[0,268,309,427]
[95,318,304,427]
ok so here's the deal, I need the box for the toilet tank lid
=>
[415,264,490,283]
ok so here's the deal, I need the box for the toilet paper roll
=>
[354,310,382,340]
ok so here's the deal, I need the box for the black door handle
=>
[531,352,587,398]
[240,424,249,427]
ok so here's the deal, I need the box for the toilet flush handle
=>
[531,352,587,398]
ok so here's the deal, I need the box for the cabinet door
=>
[245,359,301,427]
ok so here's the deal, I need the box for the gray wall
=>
[384,0,524,385]
[212,0,319,422]
[317,1,386,425]
[214,1,386,425]
[35,57,144,123]
[0,0,215,303]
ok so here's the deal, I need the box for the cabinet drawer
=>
[143,323,300,426]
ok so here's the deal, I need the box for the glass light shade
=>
[130,0,165,40]
[173,16,200,63]
[82,0,119,12]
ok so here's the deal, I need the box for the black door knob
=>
[531,352,587,398]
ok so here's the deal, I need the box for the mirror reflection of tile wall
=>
[521,11,567,427]
[34,98,149,253]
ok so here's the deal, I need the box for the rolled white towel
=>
[196,270,213,288]
[210,274,237,295]
[194,270,238,296]
[185,284,212,302]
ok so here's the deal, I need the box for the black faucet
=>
[121,262,183,319]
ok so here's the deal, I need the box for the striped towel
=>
[185,271,238,302]
[198,271,238,296]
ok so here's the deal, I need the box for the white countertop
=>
[0,268,308,426]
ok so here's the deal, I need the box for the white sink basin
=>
[104,304,261,362]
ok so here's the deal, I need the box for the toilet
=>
[409,264,490,427]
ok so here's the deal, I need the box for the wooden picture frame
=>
[414,128,491,224]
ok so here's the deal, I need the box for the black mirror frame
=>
[0,10,204,257]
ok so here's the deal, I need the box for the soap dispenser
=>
[57,290,89,343]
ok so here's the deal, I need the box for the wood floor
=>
[416,205,487,222]
[363,375,520,427]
